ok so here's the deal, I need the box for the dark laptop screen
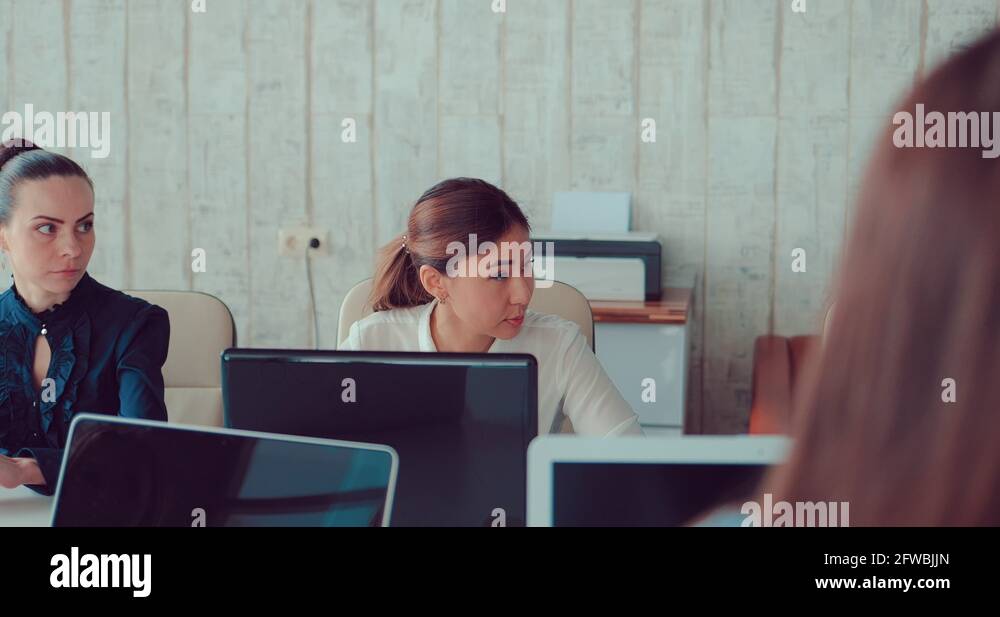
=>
[222,350,538,527]
[53,417,396,527]
[553,462,768,527]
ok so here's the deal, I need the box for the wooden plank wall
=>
[0,0,996,432]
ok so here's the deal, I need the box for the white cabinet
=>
[591,289,692,431]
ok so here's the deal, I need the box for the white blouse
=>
[339,298,643,437]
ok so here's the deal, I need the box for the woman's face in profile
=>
[443,225,536,341]
[0,176,95,295]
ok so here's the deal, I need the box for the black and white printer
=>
[531,191,662,301]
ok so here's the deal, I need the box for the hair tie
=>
[401,234,410,255]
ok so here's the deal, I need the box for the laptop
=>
[221,349,538,526]
[51,414,398,527]
[527,435,789,527]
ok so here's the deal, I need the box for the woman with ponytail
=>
[342,177,642,436]
[0,140,170,494]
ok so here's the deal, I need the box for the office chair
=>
[125,290,236,427]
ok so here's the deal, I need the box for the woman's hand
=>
[0,455,45,489]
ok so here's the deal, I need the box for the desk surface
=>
[0,431,683,529]
[0,486,52,527]
[590,288,692,324]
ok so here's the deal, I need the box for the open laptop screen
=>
[222,349,538,526]
[528,436,788,527]
[52,415,397,527]
[553,461,768,526]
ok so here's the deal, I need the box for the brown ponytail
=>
[370,232,435,311]
[369,178,530,312]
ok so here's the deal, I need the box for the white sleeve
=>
[558,325,644,437]
[339,320,362,351]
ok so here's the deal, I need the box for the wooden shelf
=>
[589,288,692,324]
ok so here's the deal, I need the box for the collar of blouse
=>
[4,271,97,337]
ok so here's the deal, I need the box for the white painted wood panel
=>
[10,0,66,156]
[571,0,635,193]
[846,0,922,209]
[635,0,708,431]
[69,0,127,291]
[439,0,502,185]
[312,0,375,349]
[704,0,778,433]
[246,0,310,348]
[923,0,996,73]
[373,0,438,247]
[773,0,851,337]
[127,0,187,290]
[188,0,250,344]
[502,0,571,228]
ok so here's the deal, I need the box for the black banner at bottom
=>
[4,527,994,605]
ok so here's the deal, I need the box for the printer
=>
[530,231,662,302]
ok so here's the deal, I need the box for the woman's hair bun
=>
[0,139,42,170]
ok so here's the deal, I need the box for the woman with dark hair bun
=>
[0,140,170,495]
[342,177,642,437]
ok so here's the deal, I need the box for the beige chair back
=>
[125,290,236,427]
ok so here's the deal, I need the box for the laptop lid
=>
[527,436,789,527]
[221,349,538,527]
[51,414,398,527]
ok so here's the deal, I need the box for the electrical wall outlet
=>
[278,227,329,257]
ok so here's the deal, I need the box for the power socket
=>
[278,227,329,257]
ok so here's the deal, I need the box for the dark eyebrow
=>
[30,212,95,224]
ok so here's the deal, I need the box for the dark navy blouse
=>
[0,271,169,495]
